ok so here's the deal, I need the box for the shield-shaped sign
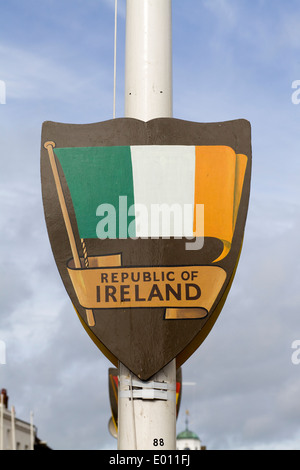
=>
[108,367,182,437]
[41,117,251,380]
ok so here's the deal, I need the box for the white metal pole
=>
[118,0,176,451]
[118,361,176,450]
[124,0,173,121]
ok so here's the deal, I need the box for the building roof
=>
[177,410,201,441]
[177,428,200,441]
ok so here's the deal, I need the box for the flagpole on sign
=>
[44,141,95,327]
[118,0,176,450]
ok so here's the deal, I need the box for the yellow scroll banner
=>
[67,256,226,320]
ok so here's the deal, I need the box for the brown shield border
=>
[41,117,251,380]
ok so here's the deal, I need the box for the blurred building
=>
[176,411,206,450]
[0,389,51,451]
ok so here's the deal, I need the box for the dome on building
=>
[176,411,204,450]
[177,428,200,441]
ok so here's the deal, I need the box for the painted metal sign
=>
[41,117,251,380]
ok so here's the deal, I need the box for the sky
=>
[1,0,300,450]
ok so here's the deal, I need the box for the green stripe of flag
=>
[54,146,136,239]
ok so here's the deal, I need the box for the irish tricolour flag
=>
[54,145,247,262]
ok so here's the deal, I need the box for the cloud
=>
[0,43,112,110]
[176,196,300,450]
[202,0,240,27]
